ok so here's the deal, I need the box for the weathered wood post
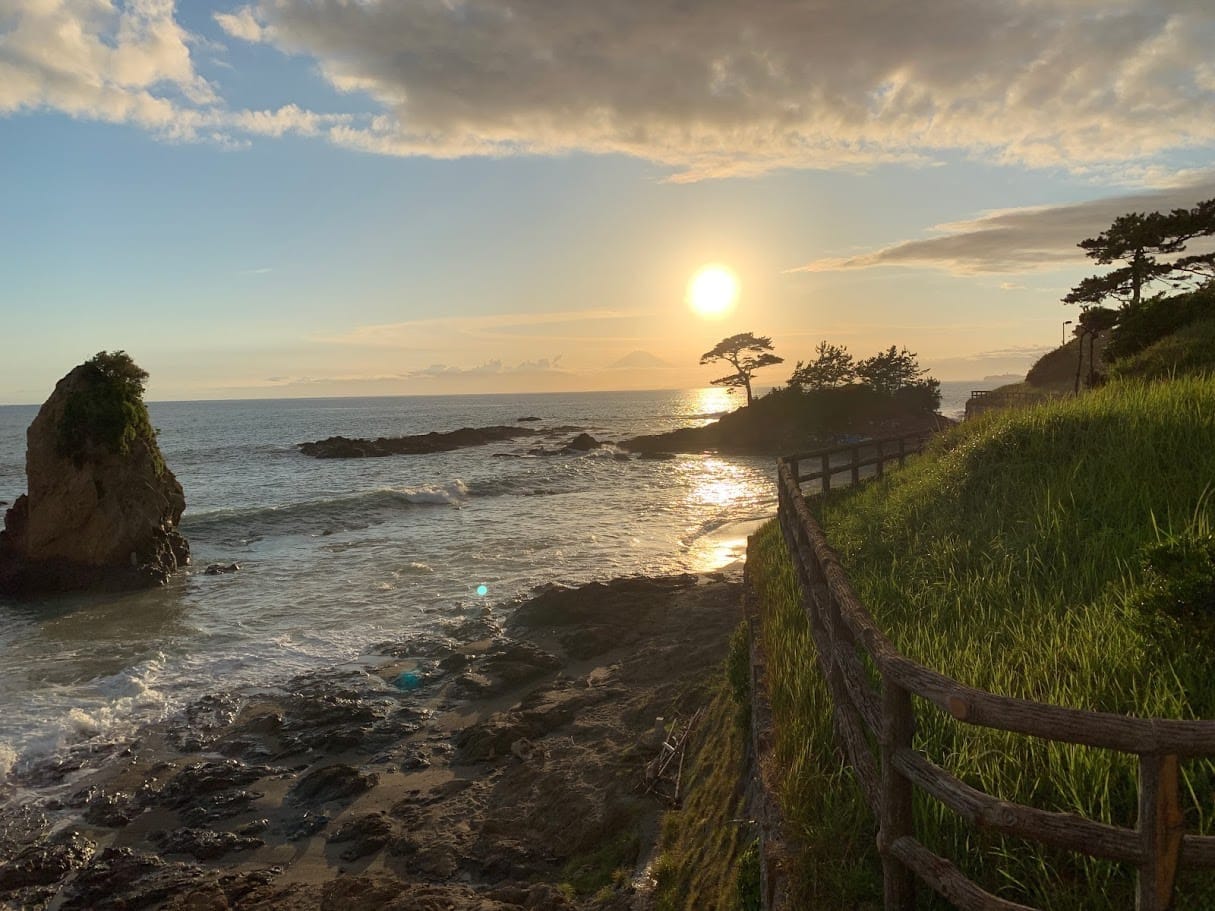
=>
[821,453,831,493]
[1137,753,1183,910]
[880,681,916,910]
[876,440,885,479]
[790,457,800,486]
[851,446,861,486]
[898,436,907,467]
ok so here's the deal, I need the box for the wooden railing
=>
[784,432,932,493]
[964,390,1065,420]
[774,442,1215,910]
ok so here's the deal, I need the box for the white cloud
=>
[6,0,1215,179]
[795,174,1215,275]
[408,356,565,378]
[219,0,1215,178]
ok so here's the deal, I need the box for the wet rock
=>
[564,432,602,452]
[58,847,212,911]
[151,826,263,861]
[155,759,282,808]
[203,562,240,574]
[179,789,264,827]
[509,574,700,659]
[0,829,95,892]
[298,426,540,459]
[516,416,541,422]
[82,790,139,827]
[280,811,330,841]
[455,640,562,697]
[328,812,394,861]
[290,764,377,804]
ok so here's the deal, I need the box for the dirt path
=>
[0,573,742,910]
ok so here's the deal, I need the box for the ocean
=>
[0,382,985,789]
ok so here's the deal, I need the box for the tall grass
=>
[752,376,1215,908]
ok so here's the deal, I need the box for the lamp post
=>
[1062,320,1073,345]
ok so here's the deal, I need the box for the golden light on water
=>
[687,265,739,319]
[689,458,750,506]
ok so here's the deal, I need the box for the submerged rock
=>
[0,352,189,596]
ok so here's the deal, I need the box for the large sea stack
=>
[0,351,189,596]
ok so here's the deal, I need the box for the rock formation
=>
[0,352,189,596]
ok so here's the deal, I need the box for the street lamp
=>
[1062,320,1073,345]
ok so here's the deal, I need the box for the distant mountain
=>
[982,373,1024,384]
[608,350,673,369]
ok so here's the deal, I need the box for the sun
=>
[687,265,739,319]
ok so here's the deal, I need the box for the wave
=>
[183,480,470,539]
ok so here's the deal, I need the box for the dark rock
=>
[204,562,240,574]
[290,764,377,803]
[508,574,700,659]
[82,790,138,827]
[328,813,394,860]
[0,829,95,892]
[0,355,189,597]
[155,759,282,808]
[564,433,601,452]
[151,826,263,860]
[516,416,541,422]
[280,811,330,841]
[179,789,264,827]
[57,847,211,910]
[298,425,540,459]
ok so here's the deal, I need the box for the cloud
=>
[217,0,1215,178]
[408,356,565,378]
[795,175,1215,275]
[0,0,349,144]
[7,1,1215,179]
[322,310,646,349]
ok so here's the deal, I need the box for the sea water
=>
[0,383,982,785]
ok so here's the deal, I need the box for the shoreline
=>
[0,571,743,910]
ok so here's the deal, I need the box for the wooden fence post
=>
[898,437,907,467]
[876,440,885,479]
[821,453,831,493]
[851,446,861,486]
[881,681,916,910]
[1137,753,1183,911]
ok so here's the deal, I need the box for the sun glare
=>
[687,265,739,319]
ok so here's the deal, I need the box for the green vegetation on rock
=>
[56,350,159,469]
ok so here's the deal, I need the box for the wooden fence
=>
[774,435,1215,910]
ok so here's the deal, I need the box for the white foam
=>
[395,479,469,505]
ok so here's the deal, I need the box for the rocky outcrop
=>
[298,425,542,458]
[0,354,189,596]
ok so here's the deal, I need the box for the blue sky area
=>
[2,1,1213,402]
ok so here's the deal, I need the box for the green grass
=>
[650,667,756,911]
[751,376,1215,908]
[1109,316,1215,383]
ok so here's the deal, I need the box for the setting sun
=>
[687,265,739,319]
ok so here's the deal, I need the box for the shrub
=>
[1105,284,1214,361]
[56,350,158,466]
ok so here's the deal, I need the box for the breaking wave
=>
[182,480,470,539]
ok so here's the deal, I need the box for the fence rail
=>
[774,436,1215,910]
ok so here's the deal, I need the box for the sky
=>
[2,0,1214,403]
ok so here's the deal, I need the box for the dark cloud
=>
[797,175,1215,274]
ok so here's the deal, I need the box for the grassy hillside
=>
[1109,315,1215,382]
[751,376,1215,908]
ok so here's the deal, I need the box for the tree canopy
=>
[788,341,855,390]
[1064,199,1215,309]
[700,333,783,406]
